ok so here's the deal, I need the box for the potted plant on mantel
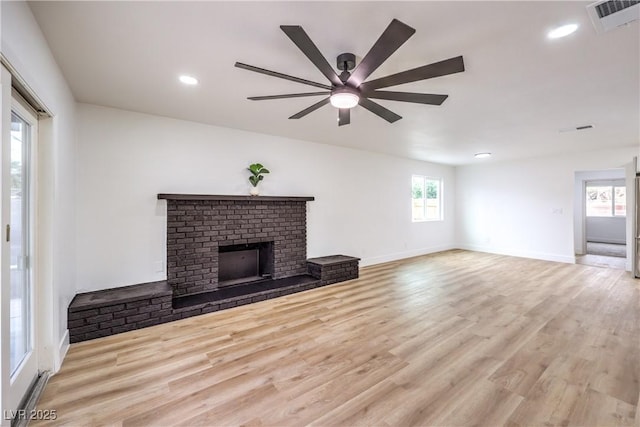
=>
[248,163,269,196]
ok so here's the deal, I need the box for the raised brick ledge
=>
[307,255,360,287]
[307,255,361,266]
[158,194,314,202]
[69,281,172,312]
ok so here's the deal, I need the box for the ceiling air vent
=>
[587,0,640,33]
[559,124,595,133]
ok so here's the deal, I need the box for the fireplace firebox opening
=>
[218,241,274,287]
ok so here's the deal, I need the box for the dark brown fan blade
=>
[358,98,402,123]
[338,108,350,126]
[235,62,331,90]
[359,56,465,91]
[248,92,330,101]
[289,97,330,119]
[363,91,448,105]
[347,19,415,88]
[280,26,343,86]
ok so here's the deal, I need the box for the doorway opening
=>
[574,169,628,270]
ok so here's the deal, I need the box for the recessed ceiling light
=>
[179,75,198,85]
[547,24,578,39]
[474,152,492,159]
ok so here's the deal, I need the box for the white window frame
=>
[585,180,626,218]
[411,175,443,222]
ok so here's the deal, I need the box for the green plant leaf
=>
[248,163,268,185]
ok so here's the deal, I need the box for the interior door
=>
[2,90,38,414]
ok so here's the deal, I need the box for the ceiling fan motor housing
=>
[337,53,356,71]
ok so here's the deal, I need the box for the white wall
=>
[586,217,625,244]
[76,103,456,292]
[1,1,77,369]
[455,146,637,264]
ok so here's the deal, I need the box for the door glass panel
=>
[10,111,31,376]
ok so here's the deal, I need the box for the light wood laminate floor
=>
[34,250,640,426]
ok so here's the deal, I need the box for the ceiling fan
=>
[235,19,465,126]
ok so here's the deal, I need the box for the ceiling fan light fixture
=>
[330,87,360,109]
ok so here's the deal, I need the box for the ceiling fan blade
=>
[248,92,330,101]
[358,98,402,123]
[359,56,465,91]
[364,91,448,105]
[235,62,331,90]
[280,26,343,86]
[347,19,416,88]
[289,97,330,119]
[338,108,350,126]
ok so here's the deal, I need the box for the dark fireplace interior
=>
[218,241,274,287]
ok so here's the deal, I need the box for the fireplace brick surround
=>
[165,195,310,296]
[68,194,360,343]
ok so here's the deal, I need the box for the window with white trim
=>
[412,175,442,221]
[585,181,626,217]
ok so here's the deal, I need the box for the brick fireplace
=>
[67,194,361,343]
[161,194,313,296]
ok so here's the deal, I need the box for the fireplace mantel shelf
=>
[157,194,314,202]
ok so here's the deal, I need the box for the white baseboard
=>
[457,243,576,264]
[360,244,457,267]
[55,329,70,373]
[587,239,626,245]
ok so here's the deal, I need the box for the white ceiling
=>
[29,1,639,165]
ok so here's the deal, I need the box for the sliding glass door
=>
[3,91,38,414]
[10,109,33,374]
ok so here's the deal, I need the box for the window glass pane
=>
[412,176,425,221]
[412,199,425,221]
[425,180,438,199]
[425,179,441,220]
[585,186,613,217]
[614,186,626,216]
[425,199,440,220]
[411,176,424,200]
